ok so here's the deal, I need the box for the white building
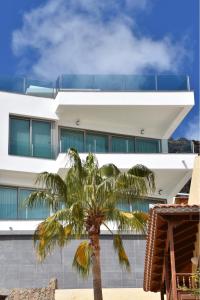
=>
[0,74,197,289]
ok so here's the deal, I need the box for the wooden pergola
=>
[143,204,200,300]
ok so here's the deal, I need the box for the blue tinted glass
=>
[0,187,17,219]
[157,75,188,91]
[131,200,149,212]
[60,75,94,89]
[135,138,159,153]
[116,201,130,212]
[168,139,193,153]
[94,75,124,90]
[0,76,25,93]
[32,121,52,158]
[10,118,30,156]
[60,129,84,152]
[112,136,134,153]
[86,133,108,153]
[18,189,50,220]
[125,75,155,90]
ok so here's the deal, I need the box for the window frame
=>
[0,185,51,220]
[9,115,54,159]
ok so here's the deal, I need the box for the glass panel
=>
[168,139,193,153]
[60,129,84,152]
[18,189,50,220]
[157,75,188,91]
[125,75,155,90]
[94,75,124,90]
[59,75,94,89]
[10,118,30,156]
[116,200,130,212]
[0,187,17,219]
[0,76,25,93]
[135,138,159,153]
[112,136,134,153]
[131,199,150,212]
[32,120,52,158]
[86,133,108,153]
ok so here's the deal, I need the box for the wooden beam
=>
[175,244,194,257]
[176,250,193,264]
[174,233,196,252]
[169,223,178,300]
[174,223,198,237]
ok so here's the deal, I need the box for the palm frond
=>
[33,216,72,261]
[120,211,148,234]
[73,241,92,277]
[68,148,84,177]
[128,165,155,193]
[25,190,55,208]
[99,164,120,179]
[113,235,130,270]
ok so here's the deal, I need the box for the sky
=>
[0,0,199,139]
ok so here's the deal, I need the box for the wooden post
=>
[160,289,165,300]
[169,223,178,300]
[165,254,170,300]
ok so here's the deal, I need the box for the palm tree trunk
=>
[90,233,103,300]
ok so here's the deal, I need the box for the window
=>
[86,133,108,153]
[135,138,159,153]
[60,128,84,153]
[0,187,17,219]
[111,136,134,153]
[9,117,53,158]
[0,186,50,220]
[59,127,161,154]
[117,198,165,213]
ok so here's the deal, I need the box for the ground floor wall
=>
[0,235,146,289]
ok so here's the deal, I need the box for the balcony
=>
[0,74,190,98]
[176,273,200,299]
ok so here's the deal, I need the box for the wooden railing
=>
[176,273,200,290]
[176,273,200,299]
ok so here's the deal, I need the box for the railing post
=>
[169,223,178,300]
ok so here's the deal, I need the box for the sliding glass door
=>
[112,136,134,153]
[10,118,30,156]
[32,120,52,158]
[135,138,159,153]
[9,117,53,158]
[86,133,108,153]
[0,187,17,219]
[60,129,84,153]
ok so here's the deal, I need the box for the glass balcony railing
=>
[0,74,190,98]
[57,74,190,91]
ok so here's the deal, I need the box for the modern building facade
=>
[0,75,197,290]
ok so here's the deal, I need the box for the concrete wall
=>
[0,235,146,290]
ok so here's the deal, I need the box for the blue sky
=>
[0,0,199,139]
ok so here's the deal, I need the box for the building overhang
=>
[55,91,194,139]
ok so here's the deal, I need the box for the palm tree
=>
[26,148,155,300]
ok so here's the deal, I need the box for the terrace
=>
[0,74,190,98]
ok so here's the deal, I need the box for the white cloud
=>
[12,0,186,80]
[184,116,200,140]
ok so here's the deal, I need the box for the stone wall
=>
[0,235,146,289]
[6,279,57,300]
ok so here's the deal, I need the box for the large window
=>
[117,198,165,213]
[0,187,18,219]
[111,136,134,153]
[59,127,161,154]
[135,138,159,153]
[86,133,108,153]
[9,117,53,158]
[60,128,84,153]
[0,186,50,220]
